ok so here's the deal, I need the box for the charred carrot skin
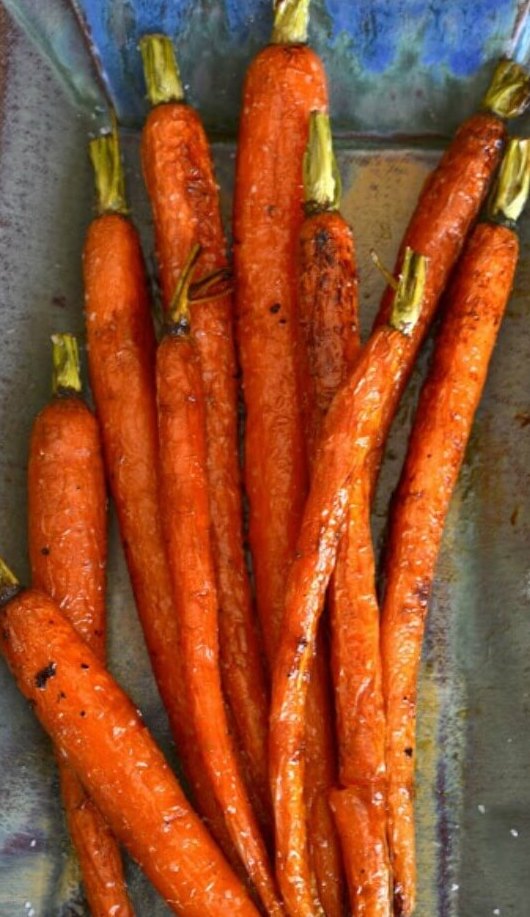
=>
[0,582,259,917]
[83,136,239,867]
[381,141,527,916]
[28,336,133,917]
[140,37,270,825]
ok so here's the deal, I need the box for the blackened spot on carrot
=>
[80,663,89,670]
[40,547,50,556]
[266,204,276,216]
[404,747,413,758]
[35,663,56,689]
[270,303,281,314]
[57,691,66,701]
[79,710,86,717]
[279,318,287,325]
[315,229,329,251]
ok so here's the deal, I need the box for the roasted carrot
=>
[0,565,259,917]
[270,249,427,917]
[234,4,346,912]
[381,139,528,917]
[139,35,270,827]
[83,128,239,867]
[28,334,133,917]
[156,248,283,916]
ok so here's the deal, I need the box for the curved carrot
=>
[0,569,259,917]
[381,140,528,917]
[83,129,239,867]
[270,249,427,917]
[28,334,133,917]
[156,250,283,916]
[140,35,270,827]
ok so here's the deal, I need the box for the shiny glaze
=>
[381,223,518,916]
[156,334,284,917]
[142,102,270,825]
[28,394,133,916]
[0,589,258,917]
[83,213,238,864]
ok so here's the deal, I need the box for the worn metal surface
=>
[0,2,530,915]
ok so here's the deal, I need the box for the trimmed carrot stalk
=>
[156,250,284,917]
[28,334,133,917]
[139,35,270,828]
[0,570,260,917]
[381,140,529,917]
[270,250,428,917]
[83,128,239,867]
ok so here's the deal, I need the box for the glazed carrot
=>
[270,249,427,917]
[381,140,528,917]
[156,250,283,916]
[83,129,239,866]
[28,334,133,917]
[140,35,270,826]
[0,566,259,917]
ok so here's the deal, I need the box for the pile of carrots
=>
[2,3,530,915]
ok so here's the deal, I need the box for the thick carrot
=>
[0,568,259,917]
[380,140,528,917]
[139,35,270,827]
[233,4,347,911]
[156,250,283,916]
[28,334,133,917]
[83,129,239,867]
[270,249,427,917]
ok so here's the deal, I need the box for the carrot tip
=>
[303,111,341,212]
[140,34,184,106]
[272,0,310,45]
[483,58,530,120]
[89,126,127,216]
[488,137,530,225]
[51,333,82,396]
[389,247,428,336]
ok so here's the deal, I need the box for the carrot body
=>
[28,390,133,917]
[381,222,518,916]
[141,92,270,826]
[83,212,238,864]
[0,587,259,917]
[156,330,283,916]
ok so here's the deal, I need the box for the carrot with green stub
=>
[381,139,529,917]
[0,562,260,917]
[28,334,133,917]
[83,127,240,868]
[139,35,270,829]
[156,246,284,917]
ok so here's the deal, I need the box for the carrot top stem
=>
[482,58,530,120]
[0,556,19,605]
[89,125,127,216]
[488,137,530,225]
[303,111,341,213]
[168,244,201,332]
[272,0,311,44]
[51,333,82,396]
[388,247,428,336]
[140,34,184,106]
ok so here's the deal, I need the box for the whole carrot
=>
[83,128,238,865]
[381,140,529,917]
[156,249,283,917]
[140,35,270,826]
[233,4,345,911]
[0,565,259,917]
[270,249,427,917]
[28,334,133,917]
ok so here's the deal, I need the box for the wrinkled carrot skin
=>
[156,333,283,917]
[381,223,518,916]
[270,325,411,917]
[142,103,270,825]
[83,213,239,865]
[0,589,259,917]
[28,395,133,917]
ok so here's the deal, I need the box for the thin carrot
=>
[28,334,133,917]
[270,249,428,917]
[156,249,283,916]
[381,139,529,917]
[0,565,259,917]
[139,35,270,827]
[83,128,239,867]
[233,4,346,912]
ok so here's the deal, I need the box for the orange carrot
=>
[139,35,270,826]
[0,567,259,917]
[83,129,239,867]
[381,140,528,917]
[28,334,133,917]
